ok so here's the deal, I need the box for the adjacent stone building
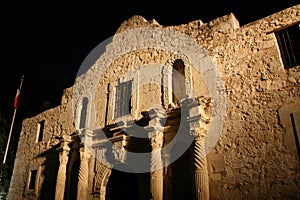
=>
[8,4,300,200]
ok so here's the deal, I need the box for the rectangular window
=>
[275,23,300,69]
[114,80,132,118]
[28,169,37,190]
[36,120,45,143]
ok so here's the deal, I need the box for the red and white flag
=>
[13,89,20,109]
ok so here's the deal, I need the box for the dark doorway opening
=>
[106,167,139,200]
[170,142,194,200]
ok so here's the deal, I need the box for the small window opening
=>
[79,97,89,129]
[36,120,45,143]
[29,169,37,190]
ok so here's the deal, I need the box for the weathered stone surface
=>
[8,4,300,200]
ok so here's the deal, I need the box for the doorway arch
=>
[105,164,139,200]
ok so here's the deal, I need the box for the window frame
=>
[36,120,45,143]
[113,79,133,118]
[25,167,40,196]
[274,23,300,69]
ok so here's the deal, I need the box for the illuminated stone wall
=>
[8,4,300,200]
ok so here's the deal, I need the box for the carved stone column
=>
[77,149,91,200]
[55,141,70,200]
[193,129,209,200]
[148,105,166,200]
[182,97,211,200]
[149,130,164,200]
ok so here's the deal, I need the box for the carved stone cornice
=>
[180,96,211,121]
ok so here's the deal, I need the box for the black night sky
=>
[0,1,298,159]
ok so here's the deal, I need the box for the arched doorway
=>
[105,165,139,200]
[170,142,194,200]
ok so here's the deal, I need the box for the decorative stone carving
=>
[186,97,211,200]
[147,103,166,200]
[193,129,209,200]
[93,157,112,197]
[93,159,102,194]
[191,104,210,200]
[150,131,164,151]
[112,135,127,163]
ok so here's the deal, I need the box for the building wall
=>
[8,4,300,200]
[199,7,300,199]
[8,88,75,200]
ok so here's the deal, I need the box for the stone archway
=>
[105,165,139,200]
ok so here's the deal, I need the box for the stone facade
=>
[8,4,300,200]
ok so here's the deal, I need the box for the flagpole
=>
[3,75,24,164]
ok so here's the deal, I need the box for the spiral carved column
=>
[193,129,209,200]
[149,130,164,200]
[77,150,91,200]
[183,96,211,200]
[55,142,70,200]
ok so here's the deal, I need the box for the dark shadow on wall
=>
[64,142,80,200]
[37,144,60,200]
[36,140,80,200]
[170,142,194,200]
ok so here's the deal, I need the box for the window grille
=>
[275,23,300,69]
[114,80,132,118]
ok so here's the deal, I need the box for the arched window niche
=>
[79,97,89,130]
[162,58,192,109]
[172,59,186,104]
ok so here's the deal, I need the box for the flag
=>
[13,89,20,109]
[3,76,24,164]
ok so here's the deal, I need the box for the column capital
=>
[57,139,71,152]
[192,128,208,141]
[149,131,164,150]
[79,150,91,161]
[148,105,166,128]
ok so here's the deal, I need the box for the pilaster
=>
[182,97,211,200]
[55,140,70,200]
[148,105,165,200]
[77,149,91,200]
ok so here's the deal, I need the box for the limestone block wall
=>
[8,87,75,200]
[110,5,300,199]
[194,5,300,200]
[94,49,210,128]
[113,4,299,199]
[8,3,300,200]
